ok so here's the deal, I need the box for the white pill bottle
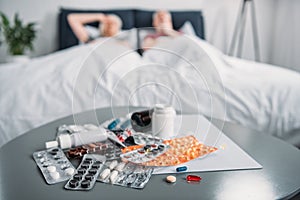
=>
[151,104,176,139]
[58,127,108,149]
[46,127,108,149]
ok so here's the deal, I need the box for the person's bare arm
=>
[162,29,182,37]
[67,13,106,43]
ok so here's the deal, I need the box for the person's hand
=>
[155,21,174,35]
[158,26,173,36]
[142,37,157,50]
[98,13,106,22]
[160,26,173,35]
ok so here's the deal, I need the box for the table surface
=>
[1,107,300,200]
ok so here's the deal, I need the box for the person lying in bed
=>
[67,13,122,43]
[142,10,182,50]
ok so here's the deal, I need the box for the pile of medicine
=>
[32,104,217,191]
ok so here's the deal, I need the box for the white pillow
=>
[84,25,138,49]
[84,25,100,38]
[85,21,196,39]
[179,21,196,36]
[84,25,134,40]
[84,22,196,48]
[116,29,138,49]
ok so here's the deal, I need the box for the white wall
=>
[0,0,299,71]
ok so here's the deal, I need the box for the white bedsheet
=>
[0,36,300,147]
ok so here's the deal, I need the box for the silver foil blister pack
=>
[65,154,106,191]
[132,132,163,145]
[33,147,76,184]
[97,159,153,189]
[66,140,122,160]
[121,143,169,164]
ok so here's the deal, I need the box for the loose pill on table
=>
[47,166,56,173]
[109,170,119,183]
[186,175,202,182]
[100,168,111,180]
[176,166,187,172]
[166,175,176,183]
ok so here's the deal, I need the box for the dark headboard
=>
[134,10,205,39]
[58,8,205,50]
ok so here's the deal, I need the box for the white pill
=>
[115,162,126,172]
[100,168,111,180]
[109,160,118,170]
[109,170,119,183]
[50,171,60,180]
[166,175,176,183]
[47,166,56,173]
[37,153,43,158]
[45,141,58,149]
[65,167,75,176]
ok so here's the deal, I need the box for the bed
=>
[0,8,300,148]
[58,8,205,50]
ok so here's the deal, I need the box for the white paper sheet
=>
[153,115,262,174]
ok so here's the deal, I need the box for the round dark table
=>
[0,107,299,200]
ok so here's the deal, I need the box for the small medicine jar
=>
[151,104,176,139]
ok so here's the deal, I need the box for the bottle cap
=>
[58,134,72,149]
[155,104,165,109]
[154,104,176,114]
[45,140,58,149]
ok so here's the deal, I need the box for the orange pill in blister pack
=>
[140,135,217,167]
[121,145,143,153]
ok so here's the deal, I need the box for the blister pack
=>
[97,159,153,189]
[32,147,76,184]
[64,154,106,191]
[66,140,122,160]
[107,129,165,147]
[109,129,133,145]
[121,143,169,164]
[132,132,163,145]
[142,135,218,166]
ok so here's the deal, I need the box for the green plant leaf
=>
[0,12,10,28]
[14,13,22,28]
[1,12,36,55]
